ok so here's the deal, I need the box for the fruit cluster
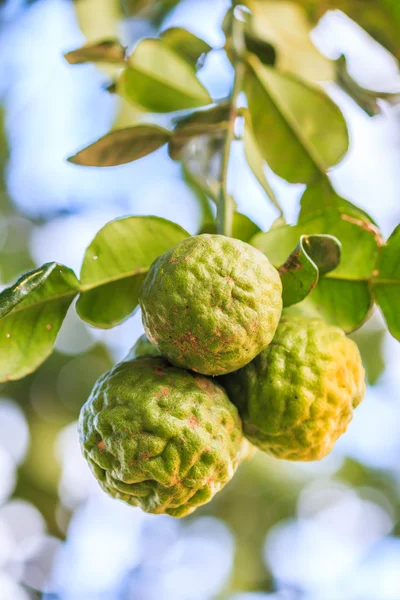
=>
[79,235,365,517]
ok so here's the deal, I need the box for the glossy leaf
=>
[372,224,400,340]
[64,39,126,65]
[160,27,212,66]
[253,210,379,282]
[284,279,373,333]
[68,125,171,167]
[299,178,381,229]
[251,209,380,331]
[279,234,341,307]
[245,57,349,184]
[77,216,190,328]
[243,114,283,216]
[0,263,79,381]
[169,104,229,160]
[118,39,211,113]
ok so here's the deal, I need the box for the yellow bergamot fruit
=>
[139,234,282,376]
[220,316,366,461]
[79,356,243,517]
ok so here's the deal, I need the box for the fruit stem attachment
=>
[217,8,247,237]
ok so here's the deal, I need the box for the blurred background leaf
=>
[160,27,212,66]
[118,39,212,112]
[68,124,171,167]
[350,320,386,385]
[336,54,400,116]
[372,224,400,340]
[64,39,127,65]
[168,103,229,160]
[268,0,400,62]
[245,0,335,82]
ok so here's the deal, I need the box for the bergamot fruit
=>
[139,234,282,376]
[79,356,243,517]
[221,316,366,461]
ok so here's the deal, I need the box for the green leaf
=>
[336,55,400,117]
[123,0,180,23]
[0,265,56,319]
[199,212,260,243]
[0,263,79,382]
[77,216,190,328]
[350,325,386,385]
[169,104,229,160]
[251,209,380,331]
[343,0,400,62]
[245,56,349,184]
[299,0,400,63]
[299,178,381,230]
[284,279,373,333]
[231,213,261,243]
[246,0,400,64]
[270,215,287,230]
[173,104,230,129]
[253,210,379,278]
[160,28,212,66]
[246,0,334,82]
[242,112,284,217]
[223,7,276,67]
[279,234,341,307]
[68,125,171,167]
[64,39,126,65]
[372,224,400,340]
[118,39,212,113]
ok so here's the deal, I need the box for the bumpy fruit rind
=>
[221,316,366,461]
[79,357,243,517]
[139,234,282,376]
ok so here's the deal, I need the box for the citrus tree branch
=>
[217,11,247,237]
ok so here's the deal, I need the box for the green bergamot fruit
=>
[139,234,282,376]
[79,356,243,517]
[220,316,366,461]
